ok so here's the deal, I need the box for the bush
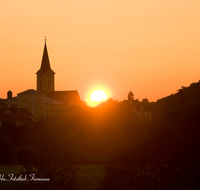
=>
[0,132,16,164]
[17,145,36,165]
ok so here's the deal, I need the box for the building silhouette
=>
[122,90,152,122]
[36,39,55,93]
[0,40,81,121]
[0,40,151,123]
[0,91,17,109]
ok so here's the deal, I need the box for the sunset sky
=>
[1,0,200,102]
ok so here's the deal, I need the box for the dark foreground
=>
[1,164,200,190]
[0,165,104,190]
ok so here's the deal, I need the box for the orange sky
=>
[0,0,200,102]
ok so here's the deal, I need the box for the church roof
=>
[17,89,44,95]
[128,91,133,95]
[121,100,151,111]
[36,40,55,74]
[45,96,64,104]
[0,108,34,122]
[46,91,81,105]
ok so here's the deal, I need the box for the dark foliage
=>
[14,164,77,190]
[99,164,200,190]
[1,86,200,189]
[0,132,16,164]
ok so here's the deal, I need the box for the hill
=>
[150,80,200,119]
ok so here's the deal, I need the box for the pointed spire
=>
[128,90,133,95]
[38,38,55,73]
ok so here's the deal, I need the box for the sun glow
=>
[86,90,108,107]
[91,90,107,102]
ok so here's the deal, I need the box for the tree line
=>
[0,95,200,189]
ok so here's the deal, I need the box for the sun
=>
[91,90,107,102]
[85,87,110,107]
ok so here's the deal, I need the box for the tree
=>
[0,132,16,164]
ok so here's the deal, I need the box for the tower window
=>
[48,82,51,89]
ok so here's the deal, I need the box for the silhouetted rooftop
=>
[0,108,34,122]
[121,100,150,111]
[128,91,134,95]
[45,96,64,104]
[36,41,55,74]
[46,91,81,105]
[17,89,44,95]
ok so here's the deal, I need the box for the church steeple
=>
[128,90,134,104]
[37,39,55,74]
[36,39,55,93]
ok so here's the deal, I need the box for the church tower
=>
[36,39,55,93]
[128,90,134,104]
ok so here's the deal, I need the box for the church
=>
[0,40,151,123]
[0,40,81,120]
[120,90,152,122]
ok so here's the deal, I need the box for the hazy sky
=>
[1,0,200,102]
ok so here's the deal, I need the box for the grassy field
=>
[0,164,105,190]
